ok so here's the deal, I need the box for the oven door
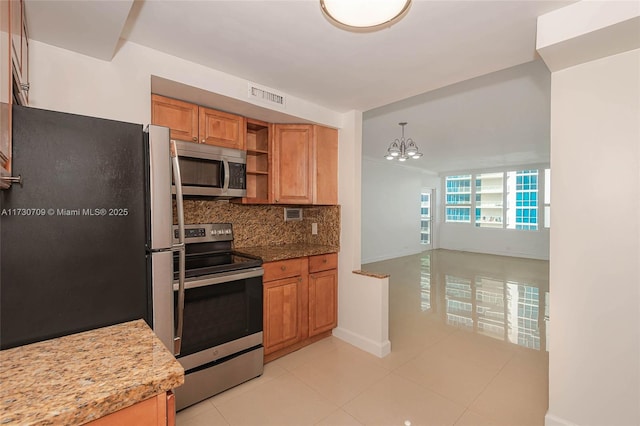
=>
[174,267,263,368]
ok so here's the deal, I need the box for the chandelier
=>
[385,122,423,161]
[320,0,412,31]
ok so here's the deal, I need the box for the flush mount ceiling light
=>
[320,0,412,31]
[385,122,423,162]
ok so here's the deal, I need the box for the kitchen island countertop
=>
[237,244,339,263]
[0,319,184,425]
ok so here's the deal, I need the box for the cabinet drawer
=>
[308,253,338,273]
[263,258,306,282]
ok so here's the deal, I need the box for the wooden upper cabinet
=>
[199,107,245,150]
[151,95,245,150]
[272,124,338,205]
[272,124,313,204]
[151,94,198,142]
[10,0,28,106]
[313,125,338,205]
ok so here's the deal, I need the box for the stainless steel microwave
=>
[172,140,246,198]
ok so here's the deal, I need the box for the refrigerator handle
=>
[170,140,186,356]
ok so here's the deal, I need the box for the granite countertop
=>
[0,319,184,425]
[237,243,339,263]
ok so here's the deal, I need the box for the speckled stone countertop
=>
[0,319,184,425]
[237,244,339,263]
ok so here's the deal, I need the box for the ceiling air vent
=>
[284,208,303,222]
[248,83,286,108]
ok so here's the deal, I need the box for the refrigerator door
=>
[146,125,173,251]
[0,106,148,350]
[151,250,174,352]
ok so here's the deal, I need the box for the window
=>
[507,170,538,231]
[544,168,550,228]
[475,172,504,228]
[445,175,471,223]
[420,192,431,245]
[444,168,548,231]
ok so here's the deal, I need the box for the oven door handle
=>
[173,267,264,291]
[170,140,186,357]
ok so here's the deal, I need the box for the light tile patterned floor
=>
[177,249,549,426]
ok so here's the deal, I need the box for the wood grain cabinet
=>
[10,0,28,106]
[151,94,245,150]
[2,0,30,188]
[272,124,338,205]
[262,254,338,362]
[262,258,308,355]
[308,253,338,337]
[86,391,176,426]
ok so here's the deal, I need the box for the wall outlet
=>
[311,223,318,235]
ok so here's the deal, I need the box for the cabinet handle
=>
[192,137,197,142]
[201,139,205,143]
[281,266,286,271]
[322,259,327,264]
[298,278,302,283]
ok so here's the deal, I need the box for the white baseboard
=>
[545,412,578,426]
[332,327,391,358]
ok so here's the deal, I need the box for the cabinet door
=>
[273,124,313,204]
[151,94,198,142]
[86,393,167,426]
[1,0,11,185]
[263,276,303,354]
[9,0,27,105]
[198,107,245,149]
[308,269,337,337]
[313,126,338,205]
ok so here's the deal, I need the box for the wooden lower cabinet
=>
[263,254,338,362]
[263,276,304,354]
[309,269,338,337]
[86,391,175,426]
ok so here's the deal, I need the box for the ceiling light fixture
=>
[384,122,423,162]
[320,0,412,31]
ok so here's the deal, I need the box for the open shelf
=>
[243,119,271,203]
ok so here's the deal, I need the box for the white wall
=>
[28,40,341,128]
[361,157,439,264]
[537,2,640,425]
[546,48,640,426]
[439,224,549,260]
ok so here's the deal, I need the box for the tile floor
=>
[177,249,550,426]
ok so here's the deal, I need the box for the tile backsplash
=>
[176,200,340,248]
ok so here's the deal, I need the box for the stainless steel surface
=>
[173,267,264,291]
[0,175,22,185]
[172,139,246,198]
[172,223,234,244]
[151,251,174,353]
[146,125,173,251]
[222,157,230,193]
[176,346,264,411]
[178,331,263,370]
[171,139,186,356]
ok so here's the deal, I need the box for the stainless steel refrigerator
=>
[0,105,179,350]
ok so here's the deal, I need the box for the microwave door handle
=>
[170,140,186,356]
[222,158,230,193]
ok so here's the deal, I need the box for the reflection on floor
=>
[177,249,550,426]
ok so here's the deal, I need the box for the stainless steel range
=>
[153,223,264,411]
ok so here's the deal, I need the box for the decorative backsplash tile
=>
[175,200,340,248]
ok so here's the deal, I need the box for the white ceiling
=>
[24,0,573,171]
